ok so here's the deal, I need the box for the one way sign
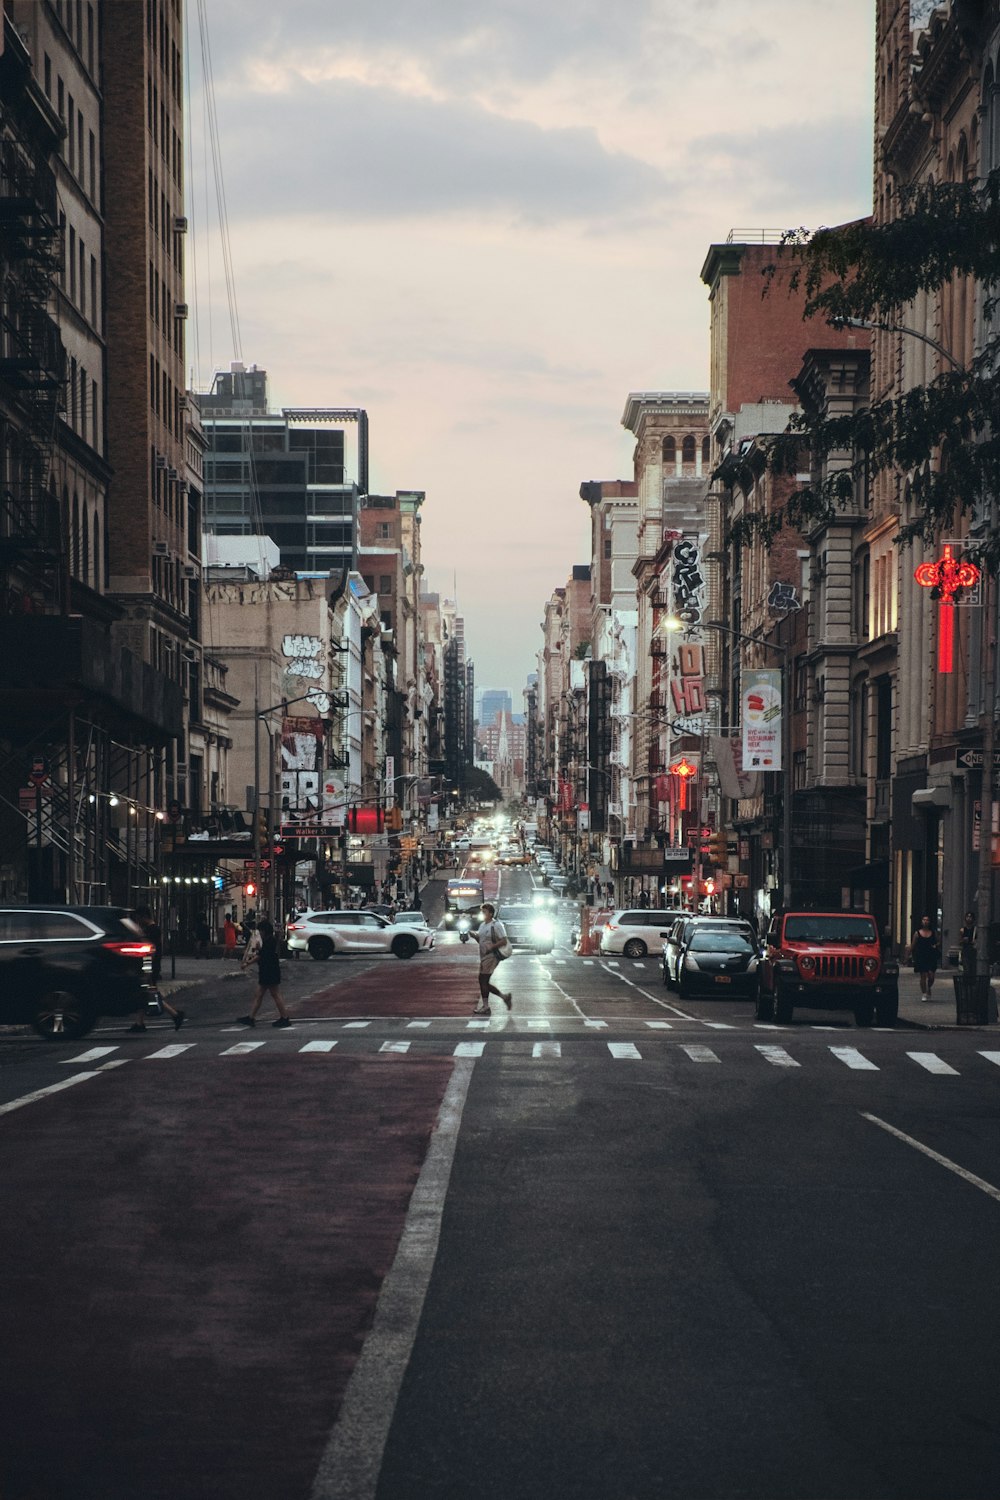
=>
[956,749,1000,770]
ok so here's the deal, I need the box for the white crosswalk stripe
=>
[342,1021,370,1030]
[978,1051,1000,1067]
[532,1042,561,1058]
[755,1044,800,1068]
[406,1021,431,1029]
[220,1040,265,1056]
[830,1046,879,1071]
[145,1044,194,1059]
[681,1045,720,1063]
[645,1021,672,1030]
[608,1042,642,1060]
[906,1052,959,1075]
[61,1047,118,1065]
[379,1041,411,1054]
[300,1040,338,1052]
[454,1042,485,1057]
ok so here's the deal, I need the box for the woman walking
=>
[237,919,291,1028]
[909,915,941,1001]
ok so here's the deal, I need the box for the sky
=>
[185,0,876,699]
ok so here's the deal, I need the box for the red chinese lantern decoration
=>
[914,544,980,674]
[669,756,697,811]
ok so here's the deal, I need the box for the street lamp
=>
[706,620,792,910]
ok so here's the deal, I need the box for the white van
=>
[600,909,689,958]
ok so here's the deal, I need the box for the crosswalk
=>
[47,1035,1000,1076]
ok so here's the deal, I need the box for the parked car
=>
[548,875,570,896]
[496,903,555,954]
[600,909,688,959]
[662,916,756,988]
[675,927,760,1000]
[286,910,435,960]
[0,905,156,1040]
[390,911,435,936]
[756,910,899,1026]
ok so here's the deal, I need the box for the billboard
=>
[741,669,782,771]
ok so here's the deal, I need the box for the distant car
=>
[675,927,760,1000]
[286,910,435,960]
[662,916,756,988]
[548,875,570,896]
[0,904,156,1040]
[390,911,434,933]
[503,850,530,866]
[496,903,555,954]
[600,909,688,959]
[531,888,557,907]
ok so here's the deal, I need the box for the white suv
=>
[600,909,689,958]
[286,910,435,961]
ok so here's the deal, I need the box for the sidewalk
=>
[896,966,998,1029]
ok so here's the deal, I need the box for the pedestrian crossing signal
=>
[243,881,257,897]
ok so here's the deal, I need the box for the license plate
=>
[713,975,732,984]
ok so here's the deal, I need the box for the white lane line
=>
[645,1020,673,1030]
[681,1045,720,1063]
[220,1041,266,1056]
[0,1070,103,1116]
[608,1042,642,1060]
[342,1021,370,1030]
[454,1042,485,1057]
[583,960,594,966]
[310,1059,476,1500]
[145,1044,194,1059]
[60,1046,118,1065]
[978,1051,1000,1067]
[466,1020,491,1030]
[606,960,620,967]
[300,1040,338,1053]
[755,1044,800,1068]
[907,1052,959,1076]
[379,1041,411,1054]
[532,1042,561,1058]
[830,1047,878,1071]
[406,1021,432,1030]
[704,1022,734,1030]
[861,1112,1000,1204]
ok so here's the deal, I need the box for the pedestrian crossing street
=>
[55,1032,1000,1077]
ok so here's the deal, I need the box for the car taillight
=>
[287,924,300,932]
[102,940,154,959]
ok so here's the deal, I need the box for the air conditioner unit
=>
[174,216,188,233]
[182,564,199,580]
[174,303,188,319]
[152,541,169,556]
[155,455,167,469]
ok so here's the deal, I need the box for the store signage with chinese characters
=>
[741,669,782,770]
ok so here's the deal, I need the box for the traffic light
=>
[243,881,257,898]
[708,830,729,867]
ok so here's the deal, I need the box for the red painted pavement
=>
[0,1054,454,1500]
[294,943,488,1018]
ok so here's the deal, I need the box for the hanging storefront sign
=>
[711,734,761,800]
[914,543,981,674]
[741,669,782,771]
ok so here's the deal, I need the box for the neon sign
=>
[914,544,980,673]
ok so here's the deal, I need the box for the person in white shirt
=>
[462,901,512,1016]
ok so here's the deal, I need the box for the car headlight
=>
[532,919,553,940]
[683,954,700,971]
[863,956,879,975]
[799,954,816,974]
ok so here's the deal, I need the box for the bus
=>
[444,877,484,928]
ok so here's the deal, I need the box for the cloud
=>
[688,117,875,220]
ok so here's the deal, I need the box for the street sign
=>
[671,717,707,736]
[663,846,692,862]
[956,749,1000,770]
[28,756,49,786]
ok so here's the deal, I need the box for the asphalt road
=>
[1,871,998,1499]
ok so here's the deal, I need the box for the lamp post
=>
[704,620,792,910]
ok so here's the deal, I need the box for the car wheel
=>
[392,935,419,960]
[622,938,647,959]
[662,963,670,987]
[774,983,793,1024]
[875,989,898,1027]
[854,1001,875,1028]
[308,936,335,961]
[756,987,775,1022]
[32,989,95,1041]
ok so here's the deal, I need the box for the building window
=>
[662,436,675,464]
[377,521,392,540]
[379,575,393,595]
[682,434,696,464]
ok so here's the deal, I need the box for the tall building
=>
[479,689,512,728]
[200,363,367,578]
[0,3,184,903]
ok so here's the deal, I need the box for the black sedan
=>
[675,928,760,1000]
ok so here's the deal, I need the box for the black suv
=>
[0,906,155,1040]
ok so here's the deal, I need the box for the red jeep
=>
[757,910,899,1027]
